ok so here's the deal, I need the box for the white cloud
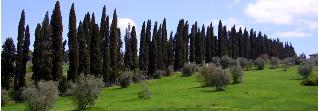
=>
[246,0,318,25]
[234,0,240,4]
[117,18,136,31]
[276,30,311,38]
[210,17,246,31]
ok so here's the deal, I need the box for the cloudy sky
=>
[2,0,318,56]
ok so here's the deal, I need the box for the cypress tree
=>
[32,24,42,81]
[189,23,197,63]
[130,26,138,70]
[124,24,132,69]
[67,4,79,81]
[14,10,25,101]
[101,11,111,85]
[174,19,185,69]
[78,21,90,76]
[149,32,158,76]
[161,18,168,68]
[168,32,174,66]
[139,21,147,71]
[109,9,119,83]
[243,28,250,58]
[1,38,16,90]
[144,20,151,72]
[51,1,64,81]
[205,25,212,63]
[157,24,163,70]
[83,13,91,74]
[22,25,30,79]
[42,12,53,80]
[90,13,103,77]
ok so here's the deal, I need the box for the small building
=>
[309,53,318,59]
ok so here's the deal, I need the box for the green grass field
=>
[2,65,318,111]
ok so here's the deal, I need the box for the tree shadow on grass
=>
[289,78,304,80]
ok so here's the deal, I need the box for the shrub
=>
[199,65,231,91]
[246,60,254,71]
[119,71,133,88]
[132,69,145,83]
[1,89,10,105]
[212,57,220,66]
[301,74,317,86]
[182,63,197,77]
[236,57,248,70]
[282,58,293,71]
[22,81,59,111]
[198,63,217,86]
[71,74,103,110]
[154,70,166,79]
[298,63,314,79]
[165,65,174,77]
[270,57,280,69]
[138,81,151,100]
[230,65,244,83]
[254,57,265,70]
[220,55,236,69]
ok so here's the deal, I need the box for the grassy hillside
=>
[2,65,318,111]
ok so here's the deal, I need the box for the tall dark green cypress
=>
[144,20,151,72]
[78,22,90,76]
[51,1,64,81]
[189,23,197,63]
[14,10,25,101]
[205,24,212,63]
[42,12,53,80]
[161,18,168,68]
[82,13,91,74]
[22,25,30,80]
[139,21,147,71]
[90,13,102,77]
[109,9,119,83]
[1,38,16,90]
[32,24,42,81]
[149,31,158,76]
[130,26,138,70]
[67,4,79,81]
[101,7,111,85]
[124,24,132,69]
[174,19,185,69]
[168,32,174,66]
[156,24,163,70]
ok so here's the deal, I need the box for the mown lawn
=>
[2,65,318,111]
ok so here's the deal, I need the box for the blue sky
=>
[2,0,318,56]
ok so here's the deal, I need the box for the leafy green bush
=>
[132,69,145,83]
[182,63,197,77]
[230,65,244,84]
[237,57,248,70]
[270,57,280,69]
[138,81,151,100]
[298,63,314,79]
[22,81,59,111]
[199,65,231,91]
[71,74,103,110]
[119,71,133,88]
[1,89,10,105]
[282,57,293,71]
[220,55,236,69]
[301,74,317,86]
[254,57,265,70]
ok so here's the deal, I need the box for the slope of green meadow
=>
[2,65,318,111]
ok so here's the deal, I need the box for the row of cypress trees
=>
[1,2,296,99]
